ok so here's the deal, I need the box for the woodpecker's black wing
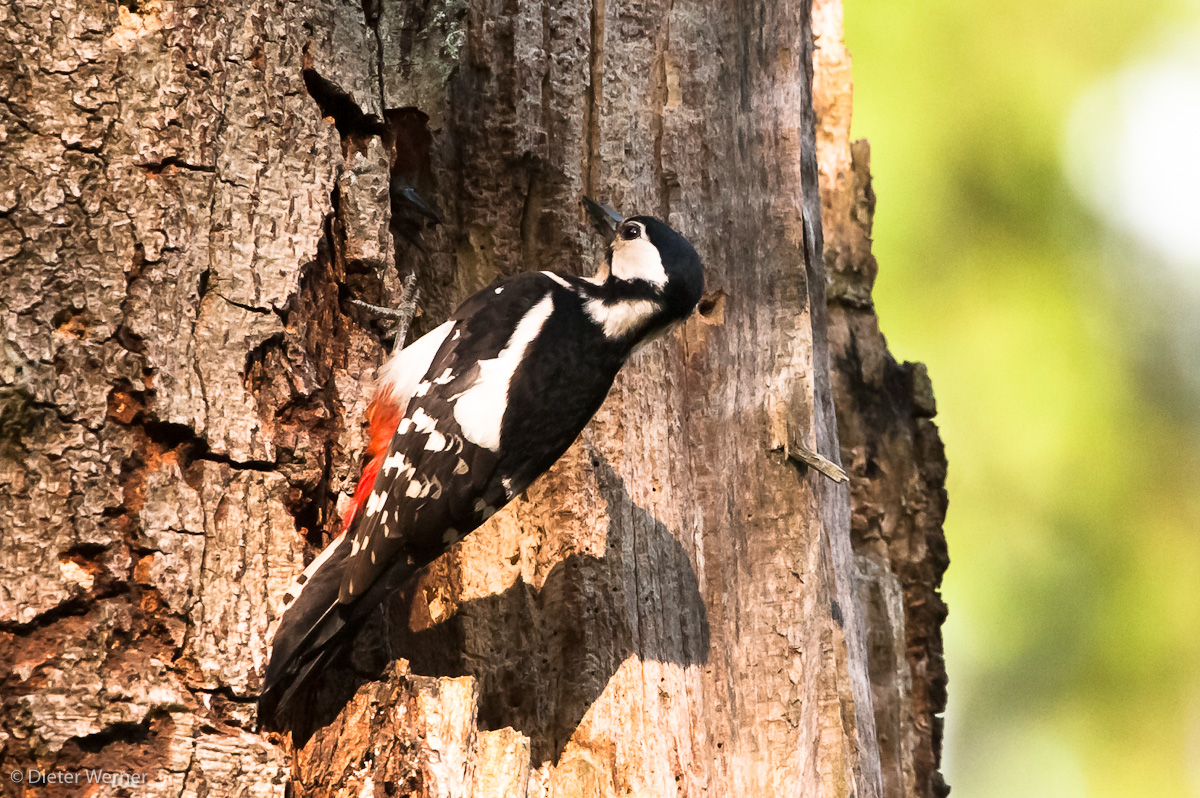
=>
[261,274,554,723]
[339,270,624,600]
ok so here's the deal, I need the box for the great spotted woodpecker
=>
[259,214,704,725]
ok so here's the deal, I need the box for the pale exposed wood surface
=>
[0,0,947,796]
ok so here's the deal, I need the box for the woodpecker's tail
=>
[257,531,425,730]
[257,532,359,728]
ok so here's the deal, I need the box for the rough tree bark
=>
[0,0,947,796]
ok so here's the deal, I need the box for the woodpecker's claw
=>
[582,196,623,238]
[346,273,421,352]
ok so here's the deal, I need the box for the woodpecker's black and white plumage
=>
[259,215,704,725]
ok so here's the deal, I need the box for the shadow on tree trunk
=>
[278,450,709,765]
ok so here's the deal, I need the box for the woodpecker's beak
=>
[582,196,623,238]
[583,196,621,284]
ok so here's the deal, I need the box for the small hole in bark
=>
[115,324,146,354]
[107,380,147,425]
[52,308,88,338]
[695,290,726,325]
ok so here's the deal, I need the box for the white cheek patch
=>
[610,237,667,286]
[453,295,555,451]
[585,298,660,339]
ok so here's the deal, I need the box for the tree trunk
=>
[0,0,947,796]
[811,3,951,795]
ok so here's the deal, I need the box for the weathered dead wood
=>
[0,0,947,796]
[813,2,951,795]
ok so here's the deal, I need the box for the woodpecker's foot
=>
[346,273,420,351]
[346,298,418,322]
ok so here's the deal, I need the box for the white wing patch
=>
[585,298,660,339]
[453,294,555,451]
[610,237,668,286]
[541,271,574,290]
[376,320,456,409]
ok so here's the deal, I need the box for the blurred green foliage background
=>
[844,1,1200,796]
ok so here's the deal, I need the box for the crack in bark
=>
[652,0,674,221]
[214,292,274,316]
[302,66,387,143]
[135,156,216,174]
[583,0,605,198]
[0,595,95,634]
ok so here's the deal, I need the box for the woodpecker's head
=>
[600,215,705,327]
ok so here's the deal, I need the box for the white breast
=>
[585,297,660,339]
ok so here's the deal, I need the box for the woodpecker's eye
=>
[620,222,641,241]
